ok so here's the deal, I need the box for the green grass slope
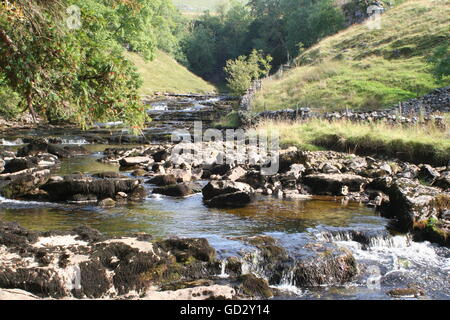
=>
[125,50,216,95]
[253,0,450,112]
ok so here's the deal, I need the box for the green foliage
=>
[0,75,21,120]
[183,0,343,83]
[224,49,272,95]
[0,0,181,128]
[428,44,450,81]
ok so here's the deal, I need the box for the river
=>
[0,95,449,300]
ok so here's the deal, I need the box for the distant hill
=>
[126,50,216,95]
[253,0,450,112]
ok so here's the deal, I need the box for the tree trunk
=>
[26,89,38,124]
[0,28,17,52]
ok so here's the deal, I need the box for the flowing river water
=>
[0,95,449,300]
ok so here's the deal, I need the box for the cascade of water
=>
[0,138,24,146]
[218,260,229,279]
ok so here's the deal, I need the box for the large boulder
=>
[202,180,254,208]
[153,183,202,197]
[119,156,153,168]
[17,140,88,158]
[41,176,145,203]
[3,154,58,173]
[302,173,370,196]
[0,169,51,199]
[381,178,449,245]
[293,248,357,286]
[148,174,177,186]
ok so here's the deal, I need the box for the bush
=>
[224,50,272,96]
[428,44,450,81]
[0,80,21,120]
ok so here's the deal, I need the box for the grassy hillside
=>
[125,50,216,95]
[253,0,450,112]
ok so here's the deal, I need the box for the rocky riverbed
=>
[0,95,449,300]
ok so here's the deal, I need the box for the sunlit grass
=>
[252,118,450,165]
[125,51,216,95]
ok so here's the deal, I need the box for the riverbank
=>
[252,118,450,167]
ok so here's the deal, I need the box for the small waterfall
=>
[316,229,412,250]
[218,260,229,279]
[0,138,24,146]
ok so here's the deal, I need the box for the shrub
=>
[224,50,272,96]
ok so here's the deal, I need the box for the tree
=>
[224,49,272,96]
[0,0,146,128]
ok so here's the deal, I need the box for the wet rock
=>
[302,173,369,196]
[0,268,66,298]
[293,249,357,286]
[17,140,88,158]
[0,221,38,247]
[92,172,128,179]
[210,164,232,176]
[224,166,247,181]
[0,169,51,199]
[119,156,152,168]
[418,164,441,185]
[98,198,116,208]
[69,193,98,204]
[152,150,169,162]
[237,170,269,190]
[148,174,177,186]
[235,235,290,284]
[202,180,254,208]
[225,257,242,277]
[387,287,424,298]
[3,158,38,173]
[72,225,106,243]
[278,148,304,173]
[204,191,253,208]
[41,176,144,203]
[321,163,341,174]
[239,274,273,299]
[156,238,216,263]
[167,168,192,183]
[153,183,195,197]
[434,171,450,191]
[382,178,449,246]
[79,260,111,298]
[131,169,148,177]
